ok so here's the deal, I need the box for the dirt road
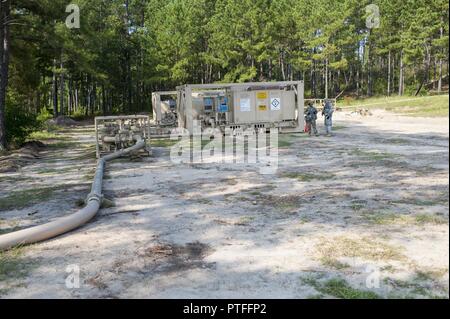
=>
[0,110,448,298]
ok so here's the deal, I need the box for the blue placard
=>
[204,97,213,107]
[219,104,229,113]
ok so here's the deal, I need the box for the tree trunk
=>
[324,59,328,99]
[438,24,443,94]
[356,68,360,97]
[52,58,58,117]
[387,50,391,96]
[74,85,79,113]
[102,84,106,116]
[0,0,11,151]
[68,76,73,115]
[398,50,404,96]
[280,52,286,81]
[59,51,65,116]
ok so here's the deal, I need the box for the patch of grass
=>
[384,269,449,299]
[196,198,213,205]
[302,276,381,299]
[221,178,238,186]
[349,148,397,161]
[0,247,23,281]
[362,212,409,225]
[242,191,300,213]
[362,211,448,226]
[47,141,79,150]
[70,150,97,160]
[151,138,182,148]
[82,168,97,182]
[320,257,351,270]
[281,172,334,182]
[299,215,311,224]
[261,194,301,213]
[235,216,255,226]
[27,130,60,141]
[278,138,292,148]
[36,166,75,175]
[414,268,449,281]
[350,199,367,211]
[385,138,411,145]
[0,186,61,211]
[332,125,347,131]
[0,246,36,290]
[277,133,308,148]
[390,196,448,207]
[317,236,405,262]
[321,278,381,299]
[414,214,448,225]
[338,95,449,118]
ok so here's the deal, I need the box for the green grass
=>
[151,138,182,148]
[350,200,367,211]
[362,211,448,226]
[27,128,71,145]
[317,236,405,262]
[281,172,334,182]
[0,186,61,211]
[0,247,24,280]
[349,148,397,161]
[27,130,60,141]
[332,125,347,131]
[384,269,449,298]
[152,138,215,149]
[36,166,75,175]
[320,257,351,270]
[414,214,448,225]
[302,276,381,299]
[338,95,449,117]
[0,246,37,294]
[236,216,255,226]
[277,134,308,148]
[362,212,408,225]
[390,193,449,207]
[47,141,79,150]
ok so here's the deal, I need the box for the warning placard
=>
[257,92,268,99]
[258,104,267,111]
[270,98,281,110]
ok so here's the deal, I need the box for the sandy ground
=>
[0,110,448,299]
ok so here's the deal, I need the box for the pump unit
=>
[95,115,151,158]
[176,81,305,134]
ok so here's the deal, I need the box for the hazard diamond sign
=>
[270,98,281,110]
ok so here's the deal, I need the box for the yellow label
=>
[258,104,267,111]
[257,92,268,99]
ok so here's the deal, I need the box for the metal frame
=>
[176,81,305,133]
[95,115,151,159]
[151,91,178,124]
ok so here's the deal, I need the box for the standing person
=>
[305,102,319,136]
[322,100,334,136]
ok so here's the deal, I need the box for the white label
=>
[270,98,281,111]
[240,98,251,112]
